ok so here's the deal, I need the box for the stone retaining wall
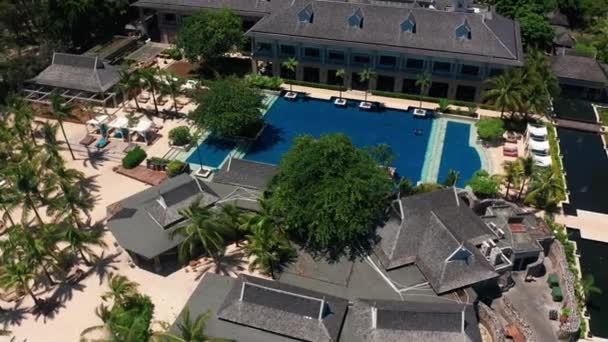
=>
[547,240,580,339]
[502,296,536,342]
[526,251,545,278]
[478,302,506,342]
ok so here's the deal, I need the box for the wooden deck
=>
[555,119,603,133]
[115,165,167,186]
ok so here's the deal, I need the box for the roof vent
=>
[348,8,364,29]
[455,19,472,40]
[400,12,416,33]
[298,4,314,24]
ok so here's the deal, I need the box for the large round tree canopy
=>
[192,76,264,138]
[269,133,393,254]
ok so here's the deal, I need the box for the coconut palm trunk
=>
[79,249,91,266]
[58,120,76,160]
[26,194,44,226]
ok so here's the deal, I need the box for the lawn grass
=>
[546,123,566,202]
[597,106,608,126]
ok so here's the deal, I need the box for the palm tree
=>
[7,95,37,146]
[243,220,295,279]
[216,203,245,244]
[0,187,19,227]
[117,68,142,112]
[8,158,45,225]
[102,274,139,305]
[581,274,602,301]
[335,68,346,99]
[483,69,524,118]
[50,92,76,160]
[46,182,94,228]
[415,72,431,108]
[153,309,232,342]
[516,156,535,201]
[503,161,523,198]
[139,68,162,116]
[160,71,185,117]
[170,201,233,267]
[61,225,107,266]
[442,169,460,187]
[0,260,41,305]
[21,224,63,285]
[281,57,299,92]
[358,68,375,102]
[41,122,62,162]
[525,170,564,209]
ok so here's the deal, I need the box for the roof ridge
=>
[93,56,104,91]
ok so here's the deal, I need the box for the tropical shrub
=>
[244,74,283,90]
[476,118,505,141]
[169,126,192,146]
[167,160,187,177]
[164,47,183,60]
[107,293,154,342]
[122,147,147,169]
[466,170,500,198]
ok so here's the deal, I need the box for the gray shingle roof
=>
[107,174,218,259]
[212,157,277,190]
[374,189,499,294]
[348,299,482,342]
[218,274,349,342]
[131,0,288,16]
[551,54,608,86]
[33,53,120,93]
[248,2,523,66]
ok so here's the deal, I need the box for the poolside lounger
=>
[96,136,109,149]
[503,145,518,157]
[79,135,96,147]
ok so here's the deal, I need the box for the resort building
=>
[107,159,276,272]
[22,52,122,109]
[173,273,483,341]
[132,0,524,101]
[550,51,608,102]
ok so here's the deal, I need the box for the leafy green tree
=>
[171,202,233,267]
[442,169,460,187]
[475,118,505,141]
[366,143,396,169]
[117,68,142,112]
[177,9,244,62]
[282,57,299,91]
[466,170,500,198]
[358,68,375,102]
[243,218,295,279]
[503,161,523,198]
[415,72,431,107]
[192,76,264,138]
[514,7,554,50]
[483,69,524,118]
[269,133,393,254]
[50,92,76,160]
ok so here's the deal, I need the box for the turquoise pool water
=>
[185,135,236,168]
[243,95,483,183]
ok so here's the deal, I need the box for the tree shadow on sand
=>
[194,249,247,280]
[0,302,28,327]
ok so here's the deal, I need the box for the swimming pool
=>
[244,95,483,183]
[185,135,237,168]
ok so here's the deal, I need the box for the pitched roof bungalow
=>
[107,159,276,272]
[23,52,121,108]
[374,188,511,294]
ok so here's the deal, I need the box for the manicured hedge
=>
[245,74,283,90]
[371,90,497,110]
[167,160,188,177]
[122,147,147,169]
[546,123,566,201]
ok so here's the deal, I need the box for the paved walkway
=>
[555,210,608,243]
[555,119,603,133]
[115,165,168,186]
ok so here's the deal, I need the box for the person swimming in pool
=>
[414,128,423,136]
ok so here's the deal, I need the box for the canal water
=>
[567,228,608,338]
